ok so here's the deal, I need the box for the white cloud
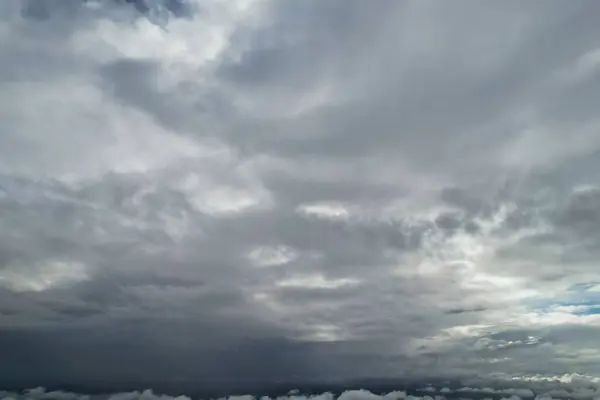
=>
[275,274,360,290]
[10,386,600,400]
[247,245,298,267]
[0,261,88,292]
[297,203,353,221]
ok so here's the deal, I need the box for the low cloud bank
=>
[2,386,600,400]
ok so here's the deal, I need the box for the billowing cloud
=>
[3,385,600,400]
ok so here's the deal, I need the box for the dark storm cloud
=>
[0,324,319,385]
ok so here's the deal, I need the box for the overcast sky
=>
[1,0,600,390]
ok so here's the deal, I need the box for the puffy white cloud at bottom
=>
[3,385,600,400]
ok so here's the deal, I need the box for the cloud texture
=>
[5,381,600,400]
[1,0,600,387]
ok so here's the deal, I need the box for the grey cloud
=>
[0,326,317,385]
[96,58,222,135]
[239,2,599,175]
[2,0,600,388]
[19,0,194,24]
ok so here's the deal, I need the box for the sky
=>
[1,0,600,396]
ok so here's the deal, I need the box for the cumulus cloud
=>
[1,0,600,388]
[4,385,600,400]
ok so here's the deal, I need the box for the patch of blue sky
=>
[527,281,600,315]
[572,306,600,316]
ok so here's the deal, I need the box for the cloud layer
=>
[1,0,600,386]
[5,380,600,400]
